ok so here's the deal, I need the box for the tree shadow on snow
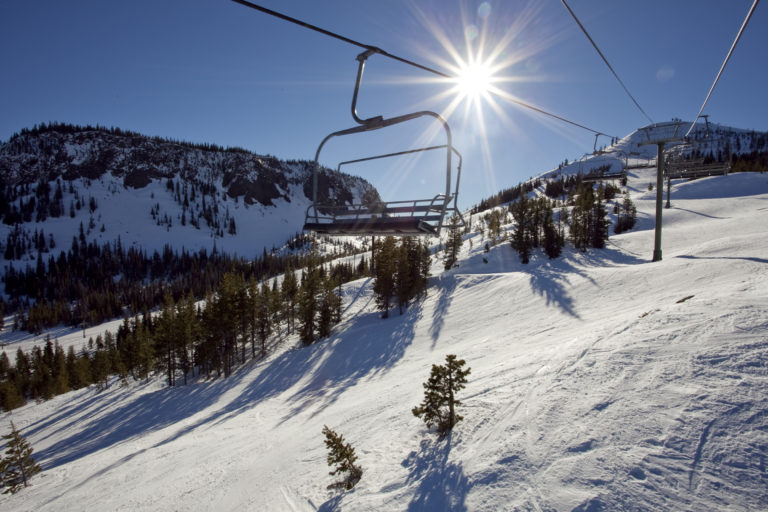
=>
[167,303,422,432]
[517,247,645,319]
[676,254,768,265]
[317,494,344,512]
[402,433,469,511]
[33,370,251,471]
[429,275,457,347]
[279,302,422,422]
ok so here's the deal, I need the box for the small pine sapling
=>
[412,354,471,437]
[0,421,42,494]
[322,425,363,490]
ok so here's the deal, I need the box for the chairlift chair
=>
[664,135,731,180]
[303,49,464,237]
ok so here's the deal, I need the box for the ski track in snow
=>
[1,168,768,510]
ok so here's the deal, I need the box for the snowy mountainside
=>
[541,121,768,181]
[0,123,380,260]
[1,167,767,510]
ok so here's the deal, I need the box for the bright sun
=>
[455,61,495,100]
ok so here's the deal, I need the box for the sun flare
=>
[454,60,495,101]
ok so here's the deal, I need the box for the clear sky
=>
[1,0,766,209]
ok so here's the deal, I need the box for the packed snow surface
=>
[2,170,768,511]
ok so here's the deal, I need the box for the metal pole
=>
[665,175,671,209]
[653,142,665,262]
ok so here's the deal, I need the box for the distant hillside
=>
[545,121,768,181]
[0,122,380,260]
[472,121,768,213]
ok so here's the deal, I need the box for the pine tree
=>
[510,195,532,263]
[281,266,299,334]
[614,191,637,234]
[322,425,363,490]
[0,421,41,493]
[396,237,415,314]
[570,183,595,251]
[542,199,564,259]
[443,216,464,271]
[298,266,320,345]
[317,277,340,338]
[417,240,431,297]
[412,354,471,437]
[154,292,178,386]
[256,281,273,355]
[590,188,609,249]
[372,236,396,318]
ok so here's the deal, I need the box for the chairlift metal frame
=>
[303,49,464,236]
[664,126,731,180]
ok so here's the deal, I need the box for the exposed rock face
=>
[0,123,379,208]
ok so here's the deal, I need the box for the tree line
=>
[0,254,370,411]
[472,180,636,263]
[371,236,432,318]
[2,229,369,335]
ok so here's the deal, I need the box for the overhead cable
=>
[685,0,760,137]
[230,0,452,78]
[560,0,654,125]
[231,0,612,137]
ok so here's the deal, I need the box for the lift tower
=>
[638,121,685,262]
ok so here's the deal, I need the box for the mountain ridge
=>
[0,122,379,260]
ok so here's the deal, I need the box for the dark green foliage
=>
[471,178,541,214]
[590,190,610,249]
[542,205,564,259]
[443,217,464,271]
[543,173,582,200]
[255,281,273,357]
[298,266,320,344]
[614,191,638,234]
[322,425,363,490]
[569,183,609,251]
[317,278,341,339]
[3,225,369,336]
[397,237,428,314]
[373,237,397,319]
[484,209,505,246]
[374,237,430,318]
[509,196,562,262]
[281,266,299,334]
[412,354,471,437]
[509,195,532,263]
[0,421,41,494]
[0,255,364,407]
[0,380,24,412]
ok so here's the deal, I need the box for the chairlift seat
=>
[303,197,447,236]
[304,216,441,236]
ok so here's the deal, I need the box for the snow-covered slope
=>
[542,121,768,181]
[1,166,767,509]
[0,124,379,260]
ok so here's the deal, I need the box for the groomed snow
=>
[1,170,767,511]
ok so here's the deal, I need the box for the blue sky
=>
[1,0,766,209]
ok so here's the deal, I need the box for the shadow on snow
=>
[34,370,251,471]
[402,434,469,511]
